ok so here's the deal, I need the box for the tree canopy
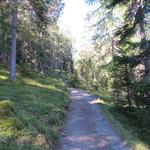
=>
[0,0,73,80]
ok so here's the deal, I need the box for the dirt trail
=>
[61,89,131,150]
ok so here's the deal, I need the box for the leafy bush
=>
[68,73,80,87]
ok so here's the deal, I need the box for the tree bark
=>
[138,4,150,83]
[125,64,132,107]
[10,0,17,80]
[127,85,131,108]
[111,37,114,56]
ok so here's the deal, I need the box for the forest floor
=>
[61,88,131,150]
[0,68,69,150]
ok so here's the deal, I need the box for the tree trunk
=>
[111,37,114,56]
[125,64,132,107]
[138,5,150,83]
[10,0,17,80]
[116,86,120,101]
[127,85,132,108]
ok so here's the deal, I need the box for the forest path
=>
[60,88,131,150]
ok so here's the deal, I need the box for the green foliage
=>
[77,1,150,149]
[96,99,150,150]
[0,68,69,150]
[110,106,150,146]
[133,82,150,95]
[0,100,14,117]
[0,0,73,76]
[68,73,80,87]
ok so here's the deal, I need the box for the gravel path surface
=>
[61,89,131,150]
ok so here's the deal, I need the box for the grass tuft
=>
[0,100,14,117]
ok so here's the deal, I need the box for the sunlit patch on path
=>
[61,89,131,150]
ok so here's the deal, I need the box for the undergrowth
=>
[79,80,150,150]
[0,68,69,150]
[96,97,150,150]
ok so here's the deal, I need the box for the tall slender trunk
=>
[127,85,131,108]
[41,27,45,51]
[111,37,114,57]
[139,7,146,51]
[115,85,120,101]
[138,5,150,83]
[125,64,132,107]
[10,0,17,80]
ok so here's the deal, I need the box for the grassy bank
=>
[0,68,69,150]
[77,79,150,150]
[95,96,150,150]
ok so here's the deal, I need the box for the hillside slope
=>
[0,68,69,150]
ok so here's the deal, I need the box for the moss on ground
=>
[0,69,69,150]
[95,97,150,150]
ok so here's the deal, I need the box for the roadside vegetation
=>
[0,67,69,150]
[71,76,150,150]
[96,96,150,150]
[74,0,150,149]
[0,1,73,149]
[1,0,150,149]
[74,0,150,150]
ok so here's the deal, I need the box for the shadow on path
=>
[61,89,131,150]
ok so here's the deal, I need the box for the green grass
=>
[77,80,150,150]
[0,68,69,150]
[95,97,150,150]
